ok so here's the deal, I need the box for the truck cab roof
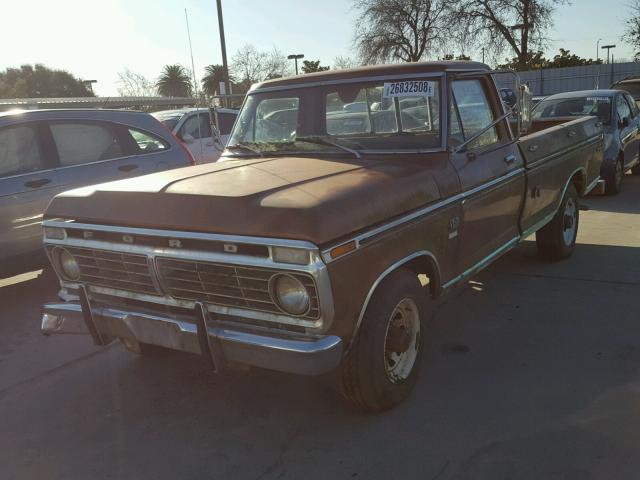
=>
[252,61,491,92]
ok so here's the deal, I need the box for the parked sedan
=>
[532,89,640,194]
[0,109,193,277]
[152,108,238,164]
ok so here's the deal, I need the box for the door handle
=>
[466,151,476,161]
[567,130,576,138]
[118,164,138,172]
[24,178,51,188]
[504,154,516,164]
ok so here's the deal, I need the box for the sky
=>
[0,0,635,96]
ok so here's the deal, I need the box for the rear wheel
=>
[340,268,426,411]
[603,158,623,195]
[536,183,579,260]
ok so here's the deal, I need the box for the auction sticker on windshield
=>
[383,80,435,98]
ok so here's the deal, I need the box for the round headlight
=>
[271,274,310,316]
[56,248,80,281]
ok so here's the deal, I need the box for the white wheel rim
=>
[562,197,577,246]
[383,297,420,383]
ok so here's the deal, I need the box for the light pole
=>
[596,38,602,62]
[215,0,230,104]
[287,54,304,75]
[601,44,616,64]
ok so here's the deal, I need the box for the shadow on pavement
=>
[2,240,640,479]
[581,173,640,215]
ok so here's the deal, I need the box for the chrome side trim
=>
[322,167,525,263]
[521,211,556,239]
[346,251,441,353]
[442,236,519,290]
[585,175,601,195]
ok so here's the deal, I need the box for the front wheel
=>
[339,268,426,411]
[536,183,579,260]
[603,159,623,195]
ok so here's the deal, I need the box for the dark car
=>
[0,109,194,277]
[533,89,640,193]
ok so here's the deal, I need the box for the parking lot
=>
[1,174,639,480]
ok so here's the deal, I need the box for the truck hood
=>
[46,156,442,245]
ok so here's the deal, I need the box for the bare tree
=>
[333,56,360,69]
[624,0,640,60]
[116,69,156,97]
[454,0,568,70]
[353,0,452,64]
[231,45,291,88]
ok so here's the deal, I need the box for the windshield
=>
[152,111,185,131]
[532,95,612,124]
[227,79,442,155]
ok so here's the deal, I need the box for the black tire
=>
[603,158,623,195]
[339,268,426,412]
[536,183,579,260]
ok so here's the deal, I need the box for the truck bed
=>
[517,116,604,236]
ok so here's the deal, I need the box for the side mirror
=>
[181,133,195,144]
[517,84,533,135]
[517,84,532,135]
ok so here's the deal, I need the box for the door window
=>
[625,93,640,117]
[0,124,45,177]
[217,113,237,135]
[128,128,169,152]
[616,95,632,124]
[451,79,499,149]
[180,114,212,140]
[51,122,123,166]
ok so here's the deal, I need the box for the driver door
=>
[449,77,525,273]
[179,113,219,163]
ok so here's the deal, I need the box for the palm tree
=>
[156,65,192,97]
[201,64,234,97]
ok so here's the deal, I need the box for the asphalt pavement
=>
[1,175,639,480]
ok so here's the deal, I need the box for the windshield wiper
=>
[295,136,362,159]
[225,143,263,157]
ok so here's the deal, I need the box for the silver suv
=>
[0,109,193,277]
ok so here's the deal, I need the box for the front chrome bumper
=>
[41,299,343,376]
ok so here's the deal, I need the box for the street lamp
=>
[601,44,616,64]
[596,38,602,62]
[287,54,304,75]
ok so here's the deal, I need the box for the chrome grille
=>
[59,246,158,295]
[156,258,320,319]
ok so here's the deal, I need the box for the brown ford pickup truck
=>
[41,62,604,411]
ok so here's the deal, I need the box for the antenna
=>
[184,9,199,98]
